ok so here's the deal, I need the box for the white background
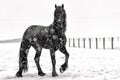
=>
[0,0,120,39]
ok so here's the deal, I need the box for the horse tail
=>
[19,39,31,72]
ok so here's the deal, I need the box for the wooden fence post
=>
[103,37,105,49]
[111,37,114,49]
[117,37,119,41]
[89,38,91,49]
[69,38,71,47]
[78,38,80,48]
[73,38,75,47]
[96,38,98,49]
[83,38,86,48]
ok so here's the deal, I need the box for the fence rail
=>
[68,37,120,50]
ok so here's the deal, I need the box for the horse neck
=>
[52,20,66,34]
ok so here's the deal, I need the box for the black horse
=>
[16,4,69,77]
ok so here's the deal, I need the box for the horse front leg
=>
[59,46,69,73]
[34,51,45,76]
[50,49,58,77]
[33,44,45,76]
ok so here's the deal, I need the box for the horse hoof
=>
[60,67,64,73]
[52,73,58,77]
[16,71,23,77]
[38,72,46,76]
[60,65,68,73]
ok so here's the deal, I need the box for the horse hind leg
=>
[32,44,45,76]
[16,39,31,77]
[59,46,69,73]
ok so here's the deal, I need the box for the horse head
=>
[53,4,66,33]
[54,4,66,23]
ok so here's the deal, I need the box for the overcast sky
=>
[0,0,120,39]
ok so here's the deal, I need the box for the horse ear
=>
[55,4,57,8]
[62,4,64,8]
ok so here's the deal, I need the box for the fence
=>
[68,37,120,50]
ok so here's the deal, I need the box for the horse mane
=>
[62,9,67,33]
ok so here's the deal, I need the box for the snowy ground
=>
[1,43,120,80]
